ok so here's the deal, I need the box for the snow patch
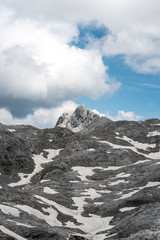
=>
[15,204,62,227]
[114,173,131,178]
[0,226,26,240]
[7,220,34,228]
[72,166,123,181]
[133,159,151,165]
[109,179,129,186]
[116,136,156,150]
[72,166,102,181]
[119,207,137,212]
[92,136,99,140]
[40,179,50,183]
[43,187,58,194]
[7,129,16,133]
[97,189,111,194]
[98,139,160,160]
[34,194,114,237]
[86,148,95,152]
[9,149,62,187]
[118,181,160,200]
[82,188,101,200]
[105,233,117,239]
[148,151,160,160]
[147,131,160,137]
[0,204,20,217]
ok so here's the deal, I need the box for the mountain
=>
[56,105,112,132]
[0,110,160,239]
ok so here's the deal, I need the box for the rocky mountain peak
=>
[56,105,112,132]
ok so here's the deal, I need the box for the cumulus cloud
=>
[0,108,13,125]
[0,0,159,125]
[106,110,142,121]
[0,3,120,117]
[92,108,142,121]
[2,0,160,75]
[0,101,78,128]
[0,104,142,129]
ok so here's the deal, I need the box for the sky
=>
[0,0,160,128]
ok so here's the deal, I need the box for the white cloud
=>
[2,0,160,75]
[0,108,13,125]
[91,108,142,121]
[105,110,142,121]
[0,101,78,128]
[0,104,143,128]
[0,0,160,123]
[0,3,120,117]
[125,56,160,74]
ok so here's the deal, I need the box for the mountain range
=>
[0,106,160,239]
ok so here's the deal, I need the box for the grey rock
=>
[0,112,160,239]
[56,105,112,132]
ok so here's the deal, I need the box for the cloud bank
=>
[0,101,78,128]
[4,0,160,74]
[0,0,159,126]
[0,2,120,119]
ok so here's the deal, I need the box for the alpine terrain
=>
[0,106,160,240]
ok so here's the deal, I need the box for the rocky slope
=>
[0,108,160,239]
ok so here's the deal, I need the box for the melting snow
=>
[97,189,111,194]
[82,188,101,200]
[9,149,62,187]
[132,159,151,165]
[118,190,140,200]
[109,180,129,186]
[148,151,160,160]
[7,129,16,133]
[33,194,114,237]
[72,166,102,181]
[7,220,34,228]
[15,204,62,227]
[114,173,131,178]
[43,187,58,194]
[118,181,160,200]
[92,136,99,140]
[99,184,106,187]
[116,136,156,150]
[0,225,26,240]
[98,139,160,160]
[105,233,117,239]
[0,204,20,217]
[147,131,160,137]
[72,197,86,213]
[72,166,123,182]
[119,207,137,212]
[86,148,95,152]
[40,179,50,183]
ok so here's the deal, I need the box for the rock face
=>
[56,106,112,132]
[0,111,160,239]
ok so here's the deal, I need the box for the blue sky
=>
[0,0,160,127]
[72,24,160,120]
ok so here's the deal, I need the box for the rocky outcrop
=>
[56,106,112,132]
[0,114,160,239]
